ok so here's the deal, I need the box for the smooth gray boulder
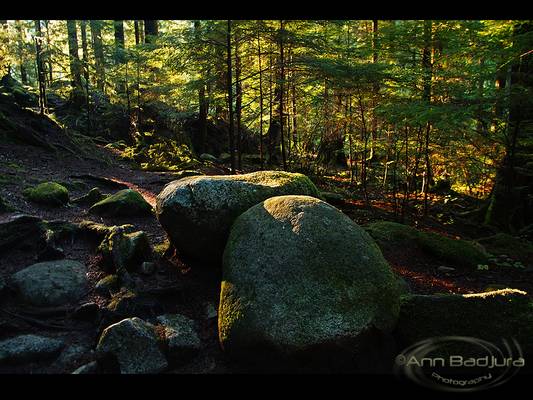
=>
[96,317,167,374]
[0,335,65,364]
[219,195,400,369]
[10,260,88,307]
[156,171,320,264]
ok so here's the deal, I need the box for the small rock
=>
[205,303,218,319]
[96,317,168,374]
[71,187,107,206]
[10,259,88,307]
[200,153,217,162]
[55,344,92,367]
[72,361,99,374]
[140,262,156,275]
[95,275,119,297]
[98,228,152,272]
[106,289,161,319]
[157,314,201,362]
[36,245,65,262]
[0,334,65,364]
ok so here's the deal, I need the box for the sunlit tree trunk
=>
[34,20,47,114]
[15,20,28,85]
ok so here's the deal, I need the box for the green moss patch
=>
[22,182,69,207]
[365,221,488,268]
[395,290,533,357]
[89,189,153,217]
[477,233,533,263]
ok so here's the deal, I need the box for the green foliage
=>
[121,137,200,172]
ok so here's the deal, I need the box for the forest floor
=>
[1,138,532,374]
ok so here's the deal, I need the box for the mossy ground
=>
[395,290,533,357]
[365,221,488,269]
[477,232,533,263]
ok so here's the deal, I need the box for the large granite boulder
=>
[155,171,320,264]
[218,195,400,370]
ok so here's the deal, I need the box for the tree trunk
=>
[257,29,264,170]
[278,20,287,171]
[226,20,236,173]
[34,20,47,114]
[422,20,433,216]
[15,20,27,85]
[66,20,82,90]
[484,22,533,231]
[89,20,105,93]
[144,20,158,44]
[114,20,125,64]
[44,20,52,86]
[235,34,243,170]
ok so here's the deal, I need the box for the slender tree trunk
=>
[194,20,208,155]
[34,20,47,114]
[422,20,433,216]
[66,20,82,90]
[134,21,140,46]
[144,20,158,44]
[80,20,91,134]
[16,20,28,85]
[226,20,236,173]
[44,20,52,86]
[89,20,105,93]
[114,20,125,94]
[235,34,243,170]
[257,29,264,170]
[268,42,274,164]
[279,20,287,171]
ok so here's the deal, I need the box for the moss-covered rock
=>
[156,171,321,264]
[89,189,152,217]
[11,259,88,307]
[72,187,108,206]
[23,182,69,207]
[96,317,168,374]
[0,213,45,252]
[365,221,488,269]
[219,195,400,370]
[320,191,345,206]
[477,233,533,264]
[95,275,119,297]
[77,220,134,242]
[97,227,152,272]
[395,289,533,357]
